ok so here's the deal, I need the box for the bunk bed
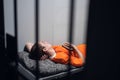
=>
[17,51,84,80]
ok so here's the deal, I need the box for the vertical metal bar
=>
[68,0,75,42]
[68,0,75,77]
[35,0,39,80]
[14,0,18,67]
[14,0,18,52]
[14,0,18,79]
[35,0,39,41]
[14,0,17,36]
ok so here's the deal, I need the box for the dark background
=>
[85,0,120,80]
[0,0,120,80]
[0,0,5,79]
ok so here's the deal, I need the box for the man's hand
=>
[62,42,74,51]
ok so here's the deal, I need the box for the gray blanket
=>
[18,51,76,76]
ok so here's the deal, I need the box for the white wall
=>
[39,0,70,45]
[73,0,89,45]
[17,0,35,52]
[4,0,89,52]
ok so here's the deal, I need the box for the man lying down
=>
[24,41,86,67]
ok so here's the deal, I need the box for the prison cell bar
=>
[67,0,75,78]
[35,0,39,80]
[14,0,18,79]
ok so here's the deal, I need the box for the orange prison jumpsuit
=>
[51,44,86,67]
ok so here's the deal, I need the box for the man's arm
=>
[71,44,85,64]
[63,42,85,64]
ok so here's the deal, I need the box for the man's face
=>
[38,41,52,53]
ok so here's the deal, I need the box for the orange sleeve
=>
[51,52,69,64]
[70,56,83,67]
[70,44,86,67]
[77,44,86,58]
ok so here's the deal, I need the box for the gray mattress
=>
[17,51,84,80]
